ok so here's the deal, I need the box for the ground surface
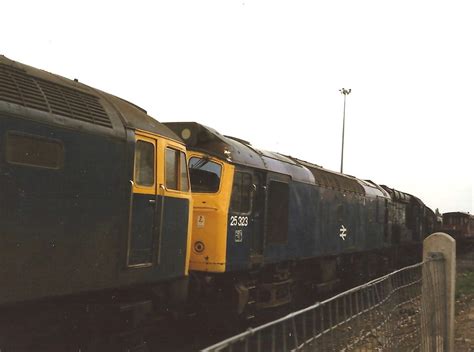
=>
[455,249,474,352]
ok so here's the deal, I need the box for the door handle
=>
[149,199,156,204]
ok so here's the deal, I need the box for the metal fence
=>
[202,251,451,352]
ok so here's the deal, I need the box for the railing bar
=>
[355,288,360,345]
[328,300,333,350]
[320,303,325,351]
[364,285,369,326]
[271,325,276,352]
[291,316,298,350]
[302,311,307,347]
[371,284,377,341]
[374,281,384,346]
[257,331,262,352]
[345,294,350,348]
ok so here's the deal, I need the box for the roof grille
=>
[0,64,112,128]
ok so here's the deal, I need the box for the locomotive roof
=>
[380,185,418,203]
[165,122,315,184]
[0,55,181,142]
[380,185,433,210]
[357,179,390,198]
[290,157,369,196]
[443,211,473,218]
[165,121,390,198]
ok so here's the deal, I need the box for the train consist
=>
[165,122,436,320]
[0,56,192,346]
[0,56,441,347]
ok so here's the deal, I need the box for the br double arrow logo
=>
[339,225,347,240]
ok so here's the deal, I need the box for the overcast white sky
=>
[2,0,472,213]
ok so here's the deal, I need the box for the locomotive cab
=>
[181,151,269,274]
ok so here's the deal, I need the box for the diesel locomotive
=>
[0,56,192,345]
[165,122,436,320]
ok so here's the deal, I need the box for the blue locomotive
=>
[165,122,435,319]
[0,56,192,345]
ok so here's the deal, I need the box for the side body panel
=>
[0,113,127,304]
[223,170,391,272]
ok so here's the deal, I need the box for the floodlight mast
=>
[339,88,351,174]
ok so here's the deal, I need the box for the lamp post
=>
[339,88,351,174]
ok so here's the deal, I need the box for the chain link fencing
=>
[202,255,447,352]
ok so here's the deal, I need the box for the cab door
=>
[127,133,158,267]
[158,141,191,274]
[228,169,265,267]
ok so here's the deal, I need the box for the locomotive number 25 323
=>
[230,216,249,227]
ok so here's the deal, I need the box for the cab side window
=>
[230,172,252,214]
[166,148,189,191]
[134,140,155,187]
[166,148,179,190]
[188,157,222,193]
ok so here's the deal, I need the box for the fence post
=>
[421,232,456,352]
